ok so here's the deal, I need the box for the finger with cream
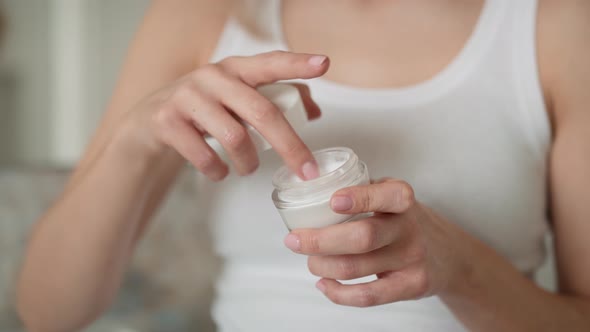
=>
[272,147,370,230]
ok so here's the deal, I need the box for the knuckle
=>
[356,285,378,307]
[218,55,240,68]
[336,256,358,280]
[404,244,427,265]
[354,222,379,252]
[241,159,260,176]
[194,63,224,80]
[303,233,321,254]
[171,84,195,102]
[193,150,218,172]
[218,56,248,75]
[325,289,344,305]
[208,169,229,182]
[307,257,321,277]
[413,268,431,298]
[251,99,280,123]
[359,189,372,211]
[223,125,248,151]
[152,104,177,129]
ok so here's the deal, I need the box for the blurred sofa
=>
[0,168,220,332]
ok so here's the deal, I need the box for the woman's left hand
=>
[283,178,470,307]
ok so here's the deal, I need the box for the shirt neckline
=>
[269,0,505,108]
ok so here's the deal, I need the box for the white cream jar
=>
[272,147,370,230]
[201,84,370,230]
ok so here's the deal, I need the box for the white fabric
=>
[201,0,551,330]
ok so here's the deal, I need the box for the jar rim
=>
[272,147,357,191]
[272,147,368,206]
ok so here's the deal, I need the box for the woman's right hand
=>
[120,51,329,181]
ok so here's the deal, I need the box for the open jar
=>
[272,147,370,230]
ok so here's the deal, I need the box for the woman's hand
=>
[119,51,329,181]
[283,178,470,307]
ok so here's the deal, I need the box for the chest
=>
[206,99,549,272]
[282,0,484,88]
[207,0,552,272]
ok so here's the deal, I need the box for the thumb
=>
[331,179,416,214]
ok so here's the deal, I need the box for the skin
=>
[16,0,590,331]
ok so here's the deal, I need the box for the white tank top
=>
[200,0,551,330]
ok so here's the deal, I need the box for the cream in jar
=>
[272,147,370,230]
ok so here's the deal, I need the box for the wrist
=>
[112,112,180,165]
[438,227,501,302]
[440,254,477,300]
[436,223,483,299]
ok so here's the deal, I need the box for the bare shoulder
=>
[138,0,235,66]
[69,0,236,184]
[537,0,590,297]
[537,0,590,126]
[106,0,236,113]
[108,0,236,110]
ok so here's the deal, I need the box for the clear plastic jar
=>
[272,147,370,230]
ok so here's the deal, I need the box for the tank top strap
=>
[505,0,551,160]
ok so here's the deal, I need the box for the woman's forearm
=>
[16,126,184,332]
[440,235,590,332]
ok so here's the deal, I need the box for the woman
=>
[16,0,590,331]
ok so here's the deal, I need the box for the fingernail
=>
[284,233,301,251]
[316,280,327,293]
[331,195,353,212]
[308,55,327,67]
[302,160,320,180]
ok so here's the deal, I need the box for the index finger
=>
[216,52,329,179]
[207,77,319,179]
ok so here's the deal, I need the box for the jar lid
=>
[204,83,307,159]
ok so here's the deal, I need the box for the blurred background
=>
[0,1,557,331]
[0,1,220,331]
[0,0,146,167]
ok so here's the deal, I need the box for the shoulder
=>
[537,0,590,127]
[139,0,236,66]
[536,1,590,297]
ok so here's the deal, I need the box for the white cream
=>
[283,157,346,185]
[272,147,370,230]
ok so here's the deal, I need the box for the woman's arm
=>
[16,0,328,330]
[16,1,233,331]
[287,179,590,331]
[439,1,590,330]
